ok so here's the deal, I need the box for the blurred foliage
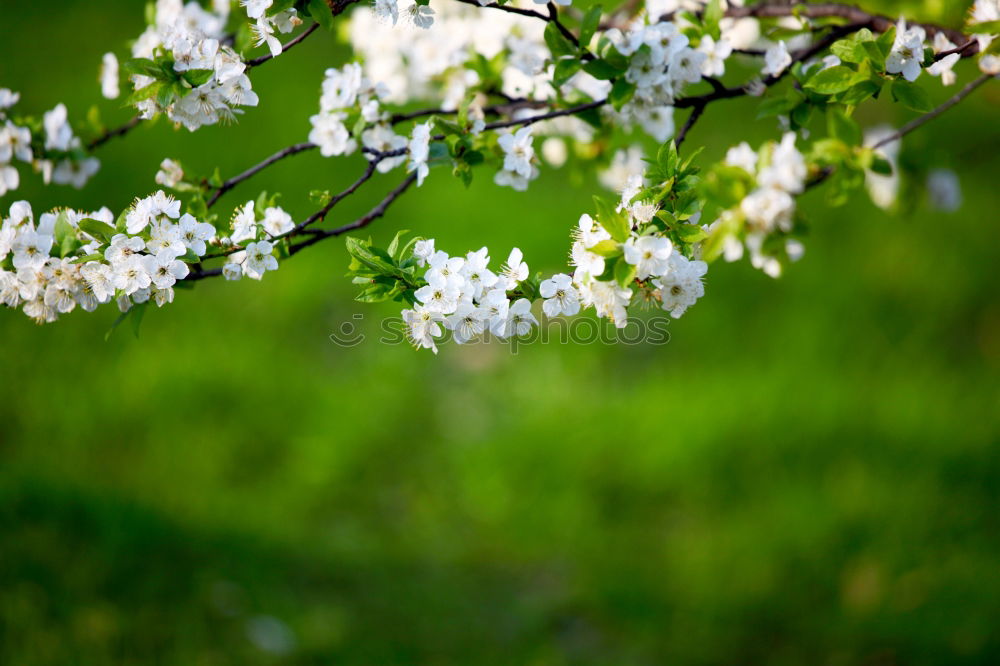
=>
[1,0,999,664]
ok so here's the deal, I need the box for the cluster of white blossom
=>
[611,21,729,140]
[1,202,111,323]
[220,199,291,280]
[574,184,707,321]
[0,90,100,196]
[969,0,1000,74]
[0,185,290,324]
[129,0,299,130]
[710,132,807,277]
[401,190,711,352]
[402,241,538,353]
[349,3,547,107]
[0,195,193,323]
[309,64,402,164]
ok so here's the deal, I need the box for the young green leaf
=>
[804,66,859,95]
[890,79,933,112]
[609,78,636,111]
[307,0,335,31]
[580,5,602,47]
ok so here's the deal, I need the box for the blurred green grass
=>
[1,1,999,664]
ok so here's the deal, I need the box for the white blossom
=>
[261,206,294,238]
[244,240,279,279]
[886,19,926,82]
[407,122,432,186]
[762,41,792,77]
[624,235,672,279]
[653,253,707,318]
[144,249,190,288]
[539,273,580,317]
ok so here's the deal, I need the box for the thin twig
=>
[675,104,706,149]
[872,73,993,150]
[665,3,976,55]
[452,0,548,22]
[482,99,606,131]
[207,142,317,208]
[288,172,419,256]
[197,148,407,263]
[245,22,320,68]
[86,115,142,150]
[933,39,978,62]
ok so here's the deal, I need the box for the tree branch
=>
[245,22,320,68]
[86,115,142,151]
[672,3,977,58]
[288,172,419,256]
[871,73,994,150]
[207,142,318,208]
[675,104,706,149]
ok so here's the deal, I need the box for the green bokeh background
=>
[2,1,999,664]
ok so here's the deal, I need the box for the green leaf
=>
[890,79,933,112]
[614,258,637,288]
[434,117,463,136]
[580,5,602,47]
[702,0,723,39]
[53,212,82,258]
[831,38,866,64]
[968,19,1000,34]
[355,284,392,303]
[804,65,858,95]
[553,58,582,86]
[345,236,397,275]
[307,0,335,30]
[827,108,861,146]
[756,89,804,119]
[595,255,619,282]
[608,78,636,111]
[387,229,410,259]
[582,58,622,80]
[544,23,576,59]
[592,196,631,243]
[861,40,886,70]
[657,140,679,179]
[838,80,882,106]
[70,253,105,264]
[876,26,896,58]
[675,224,708,242]
[122,57,162,78]
[181,69,214,87]
[588,239,623,257]
[869,154,893,175]
[78,218,117,244]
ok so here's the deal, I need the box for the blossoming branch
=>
[1,0,997,350]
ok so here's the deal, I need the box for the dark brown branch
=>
[546,2,586,55]
[675,104,706,149]
[197,148,406,263]
[245,22,320,68]
[452,0,548,22]
[86,115,142,150]
[482,99,606,131]
[296,157,381,230]
[933,39,978,62]
[871,73,993,150]
[665,3,977,58]
[207,142,317,208]
[288,172,418,256]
